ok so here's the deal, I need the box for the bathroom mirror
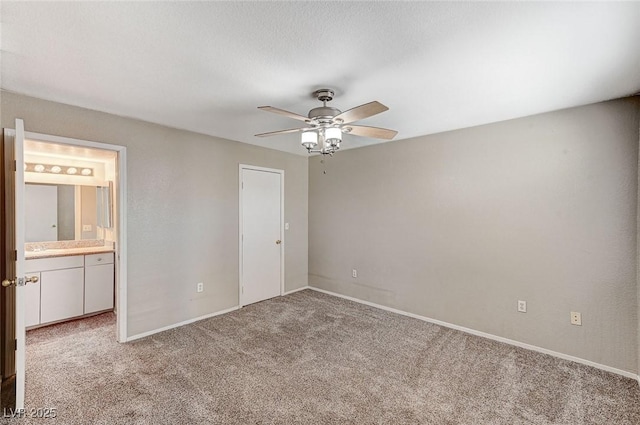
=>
[25,182,112,242]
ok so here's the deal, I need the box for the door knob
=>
[275,240,282,245]
[2,276,39,287]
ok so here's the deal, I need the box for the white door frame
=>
[238,164,284,307]
[21,130,128,343]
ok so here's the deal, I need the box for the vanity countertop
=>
[25,246,115,260]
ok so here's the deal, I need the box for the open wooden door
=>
[1,119,31,410]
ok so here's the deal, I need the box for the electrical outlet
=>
[517,300,527,313]
[570,311,581,326]
[352,269,357,278]
[82,224,92,232]
[197,282,204,293]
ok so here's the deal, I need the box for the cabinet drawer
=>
[25,255,84,273]
[85,252,114,267]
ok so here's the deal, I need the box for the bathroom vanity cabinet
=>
[25,252,114,328]
[84,253,116,314]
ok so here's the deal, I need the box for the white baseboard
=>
[308,287,639,381]
[125,306,240,342]
[125,289,309,342]
[283,285,310,296]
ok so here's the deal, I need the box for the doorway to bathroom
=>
[1,119,128,410]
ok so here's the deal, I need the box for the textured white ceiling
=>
[2,2,640,155]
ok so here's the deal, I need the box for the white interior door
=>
[25,184,58,242]
[240,166,283,306]
[2,119,28,409]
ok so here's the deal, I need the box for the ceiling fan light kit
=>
[256,88,398,156]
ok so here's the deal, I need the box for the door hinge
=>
[241,286,244,294]
[14,250,17,261]
[14,160,17,172]
[14,339,17,350]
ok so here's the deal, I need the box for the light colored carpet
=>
[12,289,640,424]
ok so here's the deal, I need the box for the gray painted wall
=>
[309,99,639,373]
[1,91,309,337]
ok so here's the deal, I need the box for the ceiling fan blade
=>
[258,106,309,122]
[255,128,305,137]
[344,125,398,140]
[334,101,388,124]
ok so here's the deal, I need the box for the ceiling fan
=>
[255,89,397,155]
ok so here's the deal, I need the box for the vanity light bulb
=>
[67,167,78,175]
[51,166,62,174]
[81,168,92,176]
[34,164,45,173]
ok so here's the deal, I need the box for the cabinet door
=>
[25,272,41,327]
[84,264,114,314]
[40,268,84,324]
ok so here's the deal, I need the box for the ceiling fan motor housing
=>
[308,106,341,121]
[309,89,340,122]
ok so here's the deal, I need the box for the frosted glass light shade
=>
[325,127,342,146]
[301,131,318,149]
